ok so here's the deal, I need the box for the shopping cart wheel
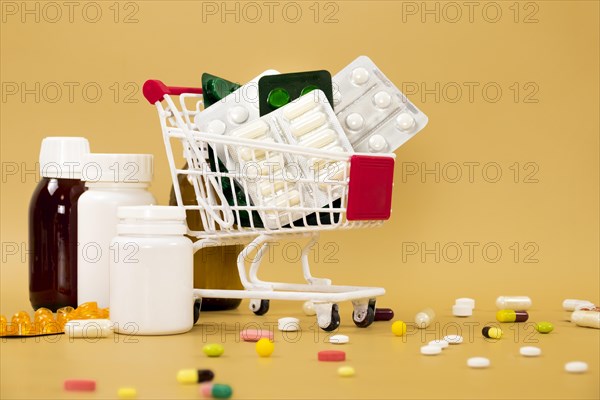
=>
[250,299,270,316]
[193,299,202,324]
[319,304,341,332]
[352,298,376,328]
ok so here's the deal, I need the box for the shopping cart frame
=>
[144,79,395,330]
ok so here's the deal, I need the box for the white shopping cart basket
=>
[144,79,396,331]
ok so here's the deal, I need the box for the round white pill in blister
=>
[396,112,415,131]
[345,113,364,131]
[350,67,370,85]
[421,345,442,355]
[333,91,342,106]
[565,361,588,373]
[373,91,392,109]
[443,335,463,344]
[207,120,226,135]
[329,334,349,344]
[278,317,300,332]
[228,106,249,124]
[467,357,490,368]
[368,134,387,152]
[429,340,449,349]
[520,346,542,357]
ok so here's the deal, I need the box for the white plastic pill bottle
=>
[77,153,155,308]
[109,206,194,335]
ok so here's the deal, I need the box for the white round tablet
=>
[455,298,476,309]
[443,335,463,344]
[350,67,370,85]
[452,304,473,317]
[345,113,364,131]
[278,317,300,332]
[565,361,588,373]
[467,357,490,368]
[206,120,226,135]
[373,91,392,109]
[302,301,316,316]
[333,91,342,106]
[420,345,442,355]
[228,106,249,124]
[520,346,542,357]
[395,112,415,131]
[368,134,387,152]
[428,340,449,349]
[329,334,349,344]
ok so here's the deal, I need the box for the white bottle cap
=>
[117,205,187,236]
[39,137,90,179]
[81,153,153,183]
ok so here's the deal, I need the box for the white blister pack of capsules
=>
[227,90,353,228]
[332,55,428,153]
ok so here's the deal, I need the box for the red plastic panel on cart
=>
[347,155,394,221]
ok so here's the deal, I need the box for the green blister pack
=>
[201,73,241,108]
[258,70,333,116]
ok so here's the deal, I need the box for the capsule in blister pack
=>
[227,90,353,229]
[194,70,280,228]
[332,55,428,153]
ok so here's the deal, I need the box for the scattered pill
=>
[520,346,542,357]
[337,366,355,377]
[211,383,233,399]
[415,308,435,329]
[329,334,349,344]
[203,343,224,357]
[64,379,96,391]
[497,310,529,323]
[318,350,346,362]
[429,340,449,349]
[200,383,213,397]
[482,326,503,339]
[562,299,595,311]
[496,296,532,310]
[395,112,415,131]
[117,387,137,399]
[535,321,554,334]
[420,345,442,355]
[391,320,407,336]
[565,361,588,373]
[467,357,490,369]
[240,329,274,342]
[444,335,463,344]
[278,317,300,332]
[302,301,316,316]
[374,308,394,321]
[452,304,472,317]
[350,67,369,85]
[571,310,600,329]
[455,298,476,309]
[255,338,274,357]
[177,369,214,384]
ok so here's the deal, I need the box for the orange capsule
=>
[0,315,7,335]
[57,306,75,329]
[11,311,32,335]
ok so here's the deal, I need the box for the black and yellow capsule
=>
[482,326,503,339]
[176,369,214,384]
[496,309,529,323]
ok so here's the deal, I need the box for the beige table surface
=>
[1,299,598,400]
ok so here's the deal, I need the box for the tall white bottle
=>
[77,153,155,307]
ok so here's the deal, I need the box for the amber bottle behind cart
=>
[169,164,243,311]
[29,137,90,311]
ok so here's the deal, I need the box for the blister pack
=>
[225,90,352,229]
[332,55,428,153]
[258,70,333,116]
[201,73,241,108]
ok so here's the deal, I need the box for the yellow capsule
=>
[391,320,407,336]
[117,387,137,399]
[0,315,7,335]
[78,302,99,313]
[57,306,75,330]
[255,338,274,357]
[34,308,53,320]
[337,366,355,377]
[11,311,31,335]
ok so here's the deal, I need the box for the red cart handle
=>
[143,79,203,104]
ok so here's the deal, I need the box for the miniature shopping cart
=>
[144,80,396,331]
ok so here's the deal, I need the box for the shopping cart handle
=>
[143,79,203,104]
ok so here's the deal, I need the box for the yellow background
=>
[1,1,598,399]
